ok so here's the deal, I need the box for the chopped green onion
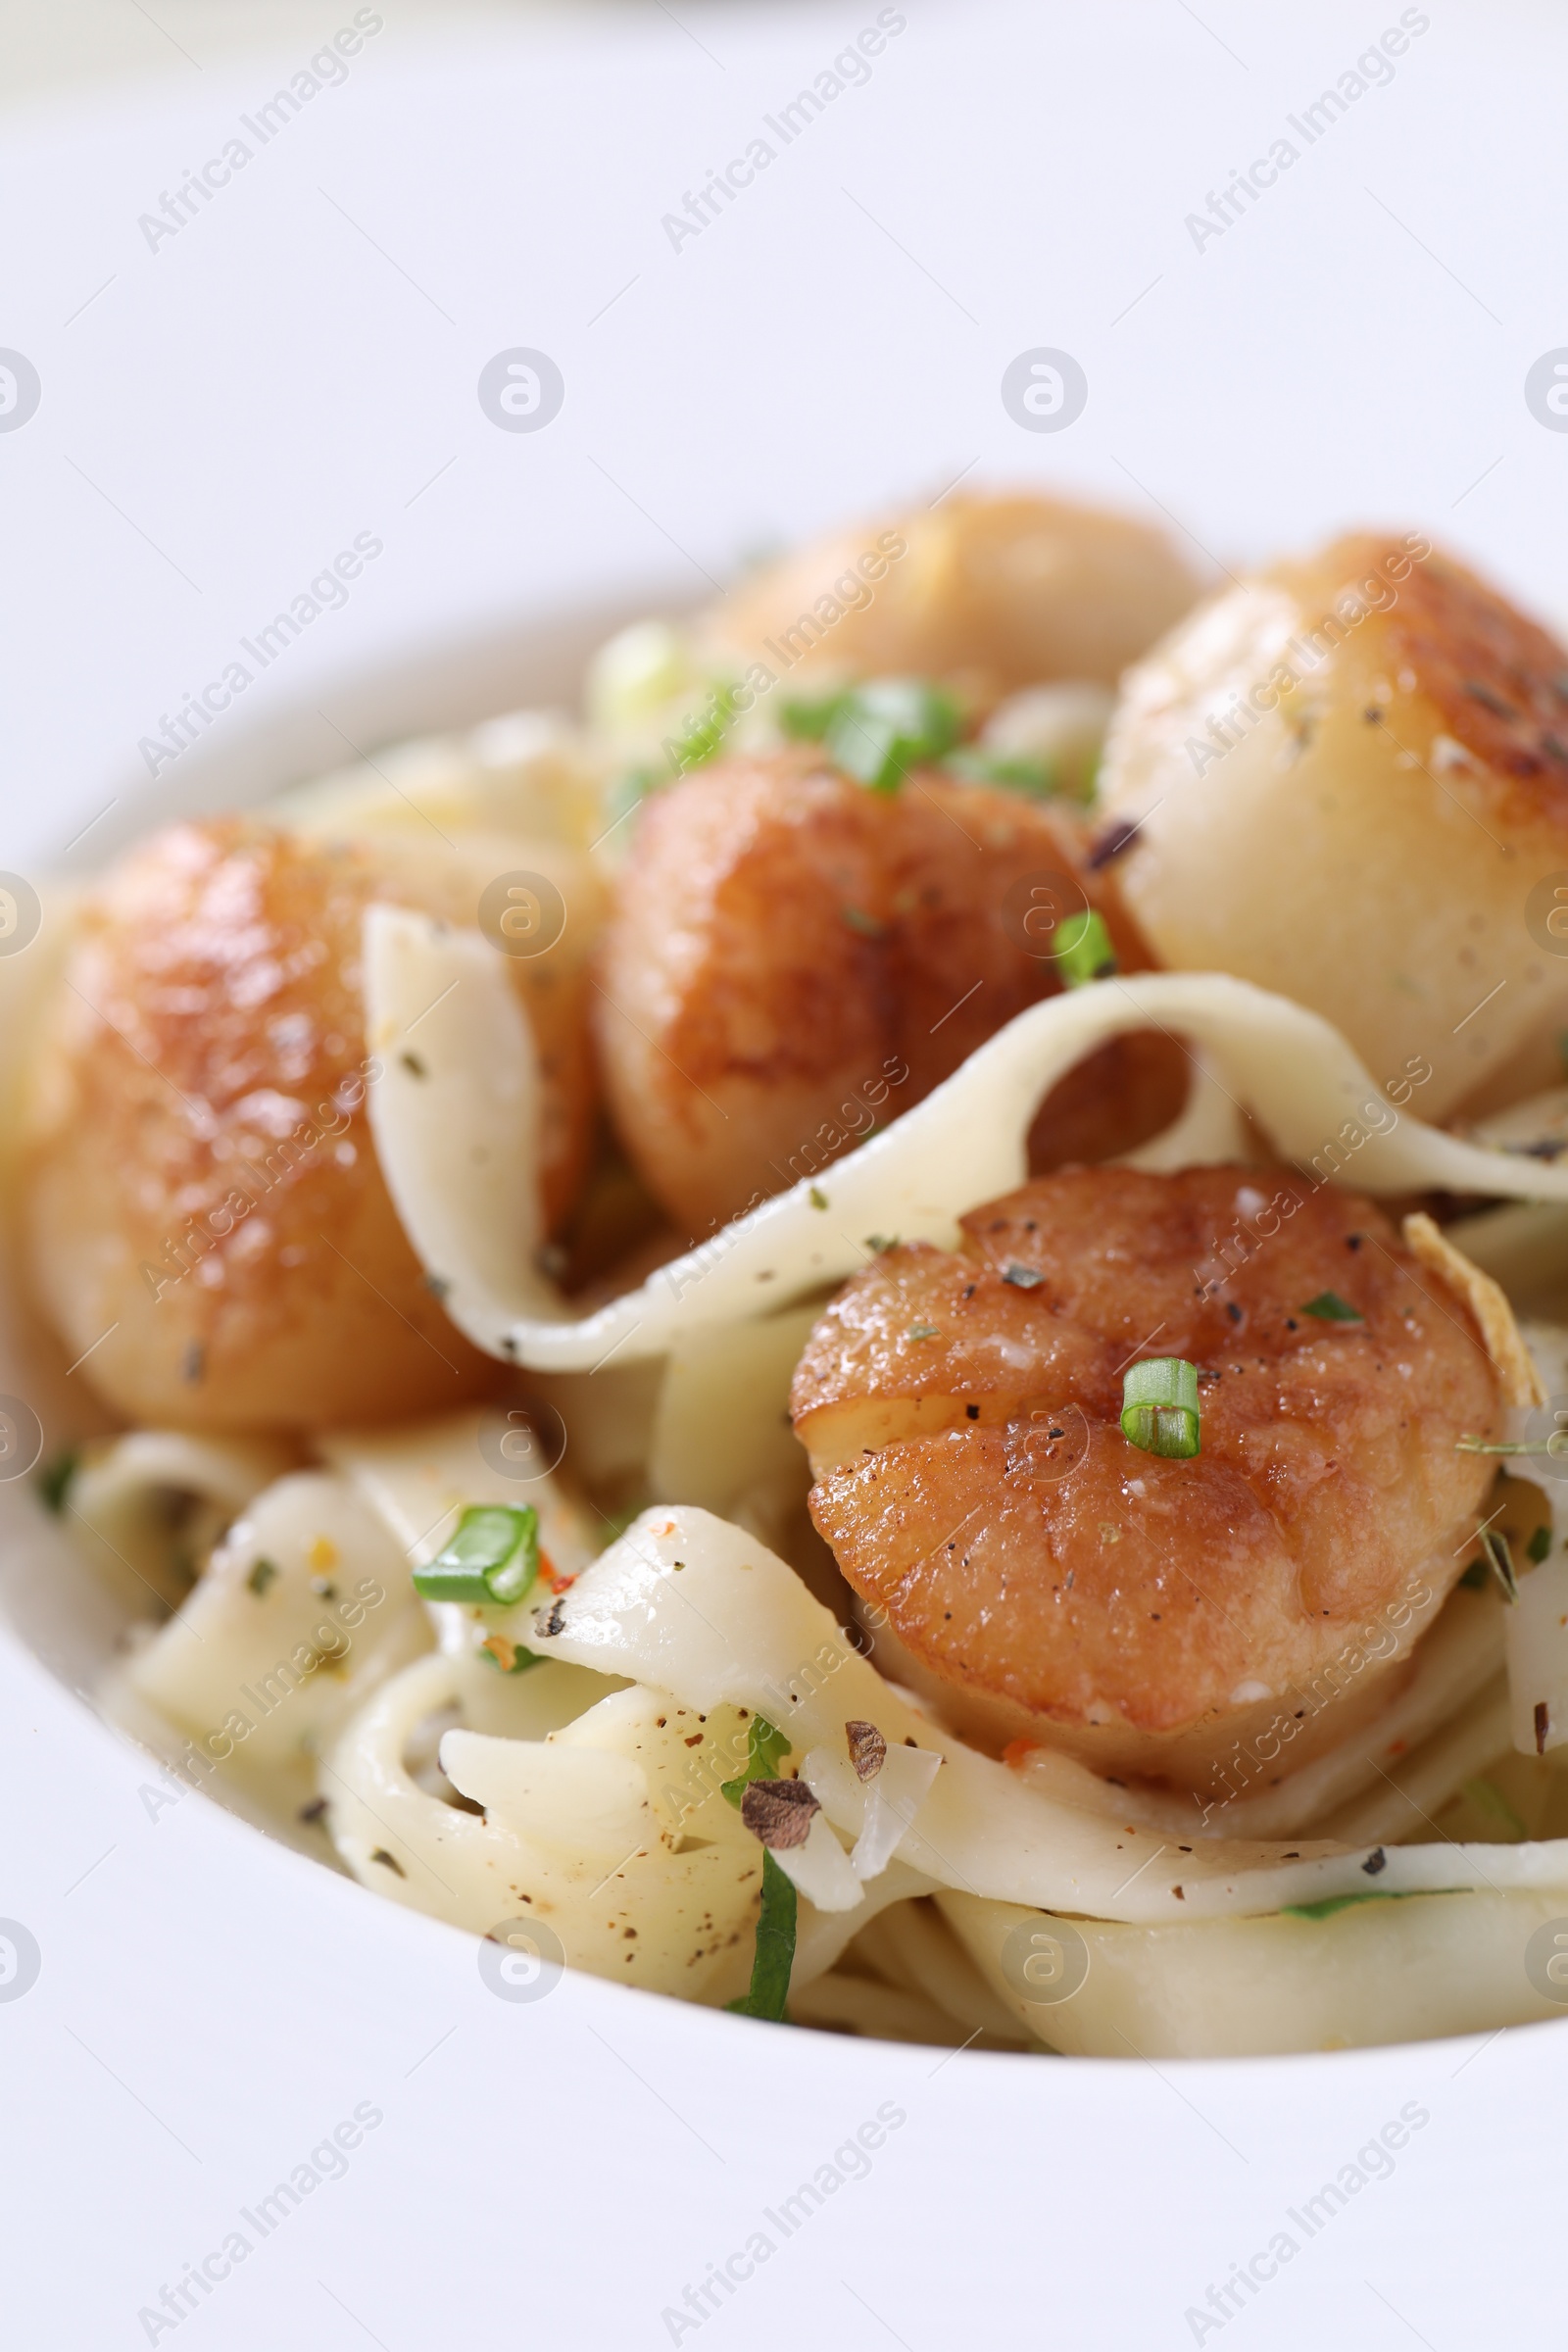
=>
[1529,1523,1553,1565]
[942,747,1055,797]
[724,1849,797,2022]
[37,1447,79,1515]
[1120,1357,1200,1459]
[1054,908,1116,989]
[780,688,853,740]
[1300,1291,1364,1324]
[662,681,738,777]
[813,679,963,793]
[413,1503,539,1607]
[721,1713,791,1807]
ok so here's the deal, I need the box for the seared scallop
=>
[695,490,1202,710]
[1095,531,1568,1119]
[23,820,600,1431]
[593,746,1185,1233]
[790,1166,1503,1787]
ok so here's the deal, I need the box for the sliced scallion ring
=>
[1055,907,1117,989]
[1120,1357,1200,1459]
[413,1503,540,1608]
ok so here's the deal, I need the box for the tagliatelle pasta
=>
[35,495,1568,2062]
[358,932,1568,1373]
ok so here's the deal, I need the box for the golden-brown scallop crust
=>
[695,490,1202,706]
[793,1167,1501,1783]
[23,820,597,1431]
[1096,530,1568,1121]
[594,747,1184,1233]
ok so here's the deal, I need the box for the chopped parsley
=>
[1528,1523,1553,1565]
[247,1557,279,1597]
[724,1849,797,2023]
[480,1631,544,1674]
[37,1448,79,1515]
[1281,1888,1430,1922]
[808,1186,828,1209]
[1300,1291,1364,1324]
[720,1714,791,1807]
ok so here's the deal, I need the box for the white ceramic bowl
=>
[2,598,1562,2351]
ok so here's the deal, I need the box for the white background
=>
[3,4,1567,2344]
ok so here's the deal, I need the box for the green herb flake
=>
[808,1186,828,1210]
[1120,1357,1201,1460]
[780,688,853,741]
[1458,1559,1489,1592]
[841,905,887,939]
[247,1557,279,1597]
[1054,908,1117,989]
[662,681,739,777]
[822,679,963,795]
[724,1848,798,2022]
[942,746,1055,798]
[479,1631,545,1675]
[864,1234,899,1254]
[413,1503,540,1608]
[38,1448,79,1516]
[1300,1291,1365,1324]
[1528,1523,1554,1565]
[721,1714,792,1808]
[906,1322,940,1341]
[1281,1889,1431,1922]
[1002,1262,1046,1289]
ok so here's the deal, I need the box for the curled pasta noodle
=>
[358,927,1568,1374]
[68,1430,298,1614]
[111,1470,428,1787]
[938,1885,1568,2059]
[321,1649,917,1999]
[522,1503,1568,1923]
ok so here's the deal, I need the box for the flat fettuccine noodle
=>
[360,920,1568,1372]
